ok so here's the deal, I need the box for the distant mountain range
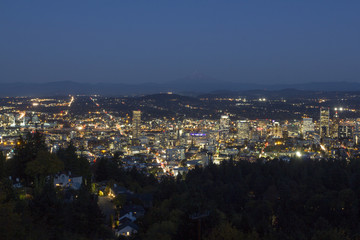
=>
[1,80,360,97]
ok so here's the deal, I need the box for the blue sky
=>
[1,0,359,84]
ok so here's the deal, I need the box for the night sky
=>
[1,1,359,84]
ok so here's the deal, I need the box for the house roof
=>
[119,205,145,216]
[117,222,139,232]
[119,216,134,225]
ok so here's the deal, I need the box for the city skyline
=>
[2,89,360,239]
[3,2,360,238]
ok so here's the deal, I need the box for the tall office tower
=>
[302,117,314,134]
[220,115,230,132]
[338,125,353,139]
[256,119,268,137]
[354,118,360,144]
[237,120,250,139]
[132,110,141,139]
[355,118,360,133]
[219,115,230,140]
[331,110,340,138]
[320,107,330,138]
[272,122,282,138]
[8,114,15,127]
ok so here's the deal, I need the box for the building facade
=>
[320,107,330,138]
[132,110,141,139]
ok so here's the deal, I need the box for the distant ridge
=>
[1,80,360,97]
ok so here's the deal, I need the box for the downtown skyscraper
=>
[132,110,141,139]
[320,107,330,138]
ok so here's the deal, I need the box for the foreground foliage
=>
[3,132,360,239]
[0,132,112,240]
[140,159,360,240]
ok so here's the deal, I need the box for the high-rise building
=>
[302,118,314,134]
[272,122,282,138]
[338,125,353,139]
[220,115,230,131]
[219,115,230,140]
[320,107,330,138]
[331,110,340,138]
[237,120,250,139]
[8,114,15,127]
[354,118,360,144]
[132,110,141,139]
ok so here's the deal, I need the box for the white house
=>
[54,173,69,187]
[54,173,83,190]
[119,212,136,222]
[115,222,139,237]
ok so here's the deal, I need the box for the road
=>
[98,196,116,223]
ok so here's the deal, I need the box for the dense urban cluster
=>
[1,93,360,169]
[2,92,360,239]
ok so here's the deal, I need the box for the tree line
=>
[3,131,360,239]
[0,132,112,240]
[139,158,360,240]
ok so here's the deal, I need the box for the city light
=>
[1,2,359,238]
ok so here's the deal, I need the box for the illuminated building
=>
[166,148,185,161]
[338,125,352,139]
[132,110,141,139]
[272,122,282,138]
[320,107,330,138]
[8,114,15,127]
[302,118,314,134]
[354,119,360,144]
[331,110,340,138]
[219,115,230,132]
[32,114,40,124]
[237,120,250,139]
[219,115,230,139]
